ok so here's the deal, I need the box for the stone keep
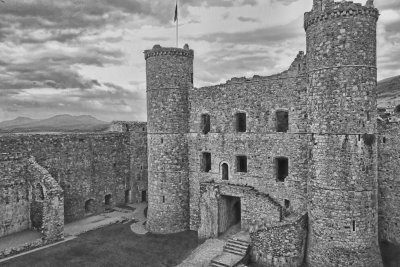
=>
[144,45,193,233]
[305,0,382,266]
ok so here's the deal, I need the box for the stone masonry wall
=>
[0,133,131,223]
[188,54,309,230]
[305,1,381,266]
[0,154,31,237]
[378,120,400,245]
[145,45,193,233]
[250,214,308,267]
[109,121,148,203]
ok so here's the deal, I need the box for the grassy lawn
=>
[2,223,198,267]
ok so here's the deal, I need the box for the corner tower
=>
[305,0,382,266]
[144,44,193,233]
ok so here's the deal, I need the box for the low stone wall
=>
[250,213,308,267]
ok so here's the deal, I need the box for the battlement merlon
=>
[304,0,379,31]
[144,44,194,60]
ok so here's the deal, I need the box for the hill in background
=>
[0,114,110,133]
[378,75,400,109]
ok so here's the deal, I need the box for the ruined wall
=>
[378,120,400,244]
[188,56,309,230]
[109,121,148,203]
[0,133,131,223]
[250,214,308,267]
[0,154,31,237]
[145,45,193,233]
[305,0,382,266]
[0,154,63,258]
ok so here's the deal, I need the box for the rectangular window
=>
[276,157,288,182]
[284,199,290,209]
[202,152,211,172]
[353,220,356,231]
[276,110,289,132]
[201,114,210,134]
[191,73,194,84]
[235,113,246,132]
[236,156,247,172]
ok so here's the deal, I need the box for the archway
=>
[85,199,95,215]
[221,163,229,180]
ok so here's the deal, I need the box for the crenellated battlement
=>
[144,45,194,60]
[304,1,379,30]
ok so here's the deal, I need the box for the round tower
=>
[144,44,193,233]
[305,0,382,266]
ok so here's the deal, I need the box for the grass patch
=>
[2,223,198,267]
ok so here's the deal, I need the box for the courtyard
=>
[0,222,198,267]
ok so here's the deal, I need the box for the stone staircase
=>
[210,232,250,267]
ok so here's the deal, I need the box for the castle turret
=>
[144,44,193,233]
[305,1,382,266]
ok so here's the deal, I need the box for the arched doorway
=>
[221,163,229,180]
[85,199,95,215]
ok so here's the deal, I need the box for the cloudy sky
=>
[0,0,398,122]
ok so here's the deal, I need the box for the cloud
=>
[237,16,260,23]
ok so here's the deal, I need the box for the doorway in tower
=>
[218,195,241,235]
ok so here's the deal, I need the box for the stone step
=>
[210,259,231,267]
[223,247,246,256]
[228,238,250,247]
[225,241,248,250]
[224,245,247,253]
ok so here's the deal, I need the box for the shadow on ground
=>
[381,241,400,267]
[2,223,198,267]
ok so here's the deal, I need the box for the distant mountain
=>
[0,114,110,133]
[378,75,400,108]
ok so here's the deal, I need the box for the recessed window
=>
[235,113,246,132]
[275,157,288,182]
[221,163,229,180]
[202,152,211,172]
[284,199,290,209]
[162,196,165,203]
[201,114,210,134]
[276,110,289,132]
[353,220,356,231]
[190,73,194,84]
[236,156,247,173]
[161,138,163,144]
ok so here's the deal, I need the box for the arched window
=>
[221,163,229,180]
[85,199,95,214]
[105,194,112,206]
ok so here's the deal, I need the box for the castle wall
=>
[378,120,400,245]
[0,155,31,237]
[305,1,382,266]
[109,121,148,203]
[250,214,308,267]
[188,65,309,230]
[0,132,131,223]
[145,46,193,233]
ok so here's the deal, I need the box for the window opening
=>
[235,113,246,132]
[276,110,289,132]
[276,157,288,182]
[201,114,210,134]
[236,156,247,172]
[202,152,211,172]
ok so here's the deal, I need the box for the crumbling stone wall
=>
[188,60,309,230]
[145,45,193,233]
[109,121,148,203]
[378,119,400,245]
[250,214,308,267]
[0,133,131,223]
[0,154,31,237]
[0,153,63,247]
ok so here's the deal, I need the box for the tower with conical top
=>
[305,0,382,266]
[144,44,193,233]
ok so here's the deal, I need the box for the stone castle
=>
[1,0,400,266]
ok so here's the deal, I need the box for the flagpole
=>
[176,0,178,47]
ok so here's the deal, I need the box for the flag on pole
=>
[174,2,178,22]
